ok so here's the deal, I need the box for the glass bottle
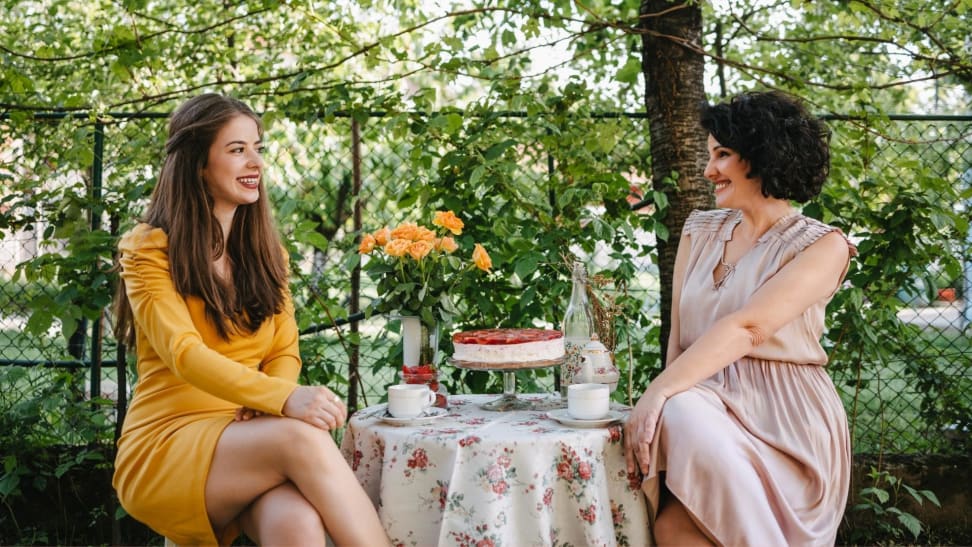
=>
[561,261,594,396]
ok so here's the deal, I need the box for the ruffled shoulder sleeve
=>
[779,216,858,258]
[683,208,737,240]
[118,223,168,255]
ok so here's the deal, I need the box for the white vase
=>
[399,315,439,368]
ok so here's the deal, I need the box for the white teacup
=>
[387,384,436,419]
[567,383,610,420]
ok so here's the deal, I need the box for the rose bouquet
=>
[359,210,491,323]
[359,210,492,381]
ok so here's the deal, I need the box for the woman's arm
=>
[260,287,302,383]
[651,230,849,399]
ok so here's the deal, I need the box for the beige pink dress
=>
[643,208,854,546]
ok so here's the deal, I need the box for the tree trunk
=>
[639,1,712,363]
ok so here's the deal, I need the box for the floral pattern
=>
[340,394,651,546]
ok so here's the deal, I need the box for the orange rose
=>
[433,211,464,235]
[391,222,419,241]
[358,233,376,254]
[414,226,436,242]
[472,243,492,272]
[373,227,391,246]
[436,236,458,253]
[408,240,434,260]
[384,239,411,257]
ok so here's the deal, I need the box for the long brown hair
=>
[114,93,289,344]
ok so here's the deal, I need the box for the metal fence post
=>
[89,120,105,401]
[349,118,363,411]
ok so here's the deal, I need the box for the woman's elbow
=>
[743,323,767,347]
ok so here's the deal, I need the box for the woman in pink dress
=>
[624,91,855,546]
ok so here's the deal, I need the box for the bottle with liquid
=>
[561,261,594,397]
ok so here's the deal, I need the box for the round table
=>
[340,394,651,546]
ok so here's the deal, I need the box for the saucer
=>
[379,407,448,426]
[546,409,624,428]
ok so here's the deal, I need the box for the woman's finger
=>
[638,441,651,475]
[328,392,347,427]
[636,415,657,475]
[623,421,637,473]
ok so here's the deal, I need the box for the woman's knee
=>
[653,499,689,544]
[264,501,325,544]
[244,483,326,545]
[271,418,340,467]
[653,504,678,542]
[653,497,713,546]
[660,393,725,454]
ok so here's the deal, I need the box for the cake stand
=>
[449,357,565,411]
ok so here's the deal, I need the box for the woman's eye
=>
[231,147,244,154]
[257,146,266,155]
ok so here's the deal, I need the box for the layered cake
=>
[452,328,565,368]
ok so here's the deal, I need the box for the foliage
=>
[0,367,118,545]
[850,467,941,543]
[359,210,491,328]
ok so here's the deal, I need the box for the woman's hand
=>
[282,386,347,431]
[624,385,668,476]
[235,407,264,421]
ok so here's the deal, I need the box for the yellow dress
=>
[112,224,301,545]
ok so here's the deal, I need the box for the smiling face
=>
[202,114,264,224]
[703,134,762,209]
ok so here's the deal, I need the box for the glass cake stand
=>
[449,357,565,411]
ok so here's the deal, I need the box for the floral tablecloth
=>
[340,394,651,547]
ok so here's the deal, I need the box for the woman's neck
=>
[212,205,236,282]
[212,204,237,244]
[735,199,795,241]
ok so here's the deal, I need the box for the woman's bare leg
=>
[653,496,714,546]
[205,416,389,546]
[239,481,326,546]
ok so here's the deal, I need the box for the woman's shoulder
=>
[780,215,857,257]
[118,223,168,254]
[683,208,737,236]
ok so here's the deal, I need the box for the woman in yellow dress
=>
[112,93,390,546]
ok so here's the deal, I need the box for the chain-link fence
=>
[1,110,969,455]
[826,116,972,454]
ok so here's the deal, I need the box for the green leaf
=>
[513,253,541,281]
[861,486,889,504]
[902,484,923,505]
[483,139,516,161]
[896,511,923,539]
[920,489,941,507]
[652,191,668,210]
[0,471,20,497]
[653,219,670,242]
[616,57,642,84]
[444,113,463,134]
[469,165,486,186]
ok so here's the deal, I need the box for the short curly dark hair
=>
[700,91,830,203]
